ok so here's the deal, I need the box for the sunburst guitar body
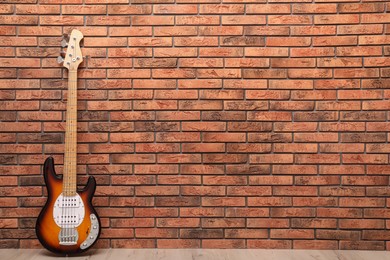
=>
[35,29,101,255]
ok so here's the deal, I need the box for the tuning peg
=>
[61,38,68,48]
[60,50,66,58]
[61,33,69,47]
[57,56,64,64]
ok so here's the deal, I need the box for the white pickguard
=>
[53,193,85,228]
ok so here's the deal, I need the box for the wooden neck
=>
[63,70,78,196]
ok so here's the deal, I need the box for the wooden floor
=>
[2,249,390,260]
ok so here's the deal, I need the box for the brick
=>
[271,208,316,218]
[274,143,317,153]
[108,48,152,58]
[271,229,314,239]
[200,48,243,57]
[203,154,247,164]
[158,176,201,185]
[247,240,291,249]
[132,16,174,26]
[318,58,362,67]
[338,25,383,35]
[320,143,364,153]
[367,144,390,153]
[317,208,362,218]
[225,229,268,239]
[108,5,151,15]
[226,208,269,218]
[136,143,179,153]
[291,26,336,36]
[248,197,292,207]
[362,14,390,24]
[110,27,151,37]
[176,16,220,25]
[199,4,244,14]
[111,154,155,164]
[202,239,245,249]
[0,16,38,25]
[202,218,245,228]
[0,37,37,46]
[202,197,245,207]
[156,132,200,143]
[199,26,243,36]
[271,58,315,68]
[111,239,154,248]
[339,3,385,13]
[249,176,292,186]
[293,4,337,13]
[341,218,385,230]
[180,164,223,174]
[0,4,13,14]
[158,154,201,163]
[319,187,365,197]
[16,4,59,14]
[247,4,290,14]
[248,133,292,143]
[269,15,312,25]
[135,228,177,238]
[294,240,338,250]
[290,48,331,58]
[337,46,382,56]
[84,38,127,47]
[0,26,15,36]
[317,230,360,241]
[317,101,360,111]
[288,69,332,79]
[245,47,289,57]
[365,57,390,67]
[154,4,197,14]
[156,111,199,121]
[63,5,106,14]
[293,197,338,207]
[244,26,290,36]
[180,229,223,239]
[222,16,266,25]
[340,241,384,251]
[315,79,360,89]
[267,37,311,47]
[180,208,224,217]
[315,14,359,24]
[341,133,386,143]
[40,16,83,25]
[248,111,292,121]
[340,111,386,121]
[247,219,288,228]
[182,143,225,153]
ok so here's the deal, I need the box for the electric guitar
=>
[35,29,100,255]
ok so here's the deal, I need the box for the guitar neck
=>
[63,70,78,196]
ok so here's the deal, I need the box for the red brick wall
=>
[1,0,390,251]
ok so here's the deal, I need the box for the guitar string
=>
[66,72,74,242]
[70,65,77,243]
[70,70,75,242]
[71,52,76,242]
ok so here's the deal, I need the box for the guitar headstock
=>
[59,29,84,71]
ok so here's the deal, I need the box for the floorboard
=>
[2,249,390,260]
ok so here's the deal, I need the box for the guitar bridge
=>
[59,227,78,246]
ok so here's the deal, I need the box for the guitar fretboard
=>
[63,70,78,196]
